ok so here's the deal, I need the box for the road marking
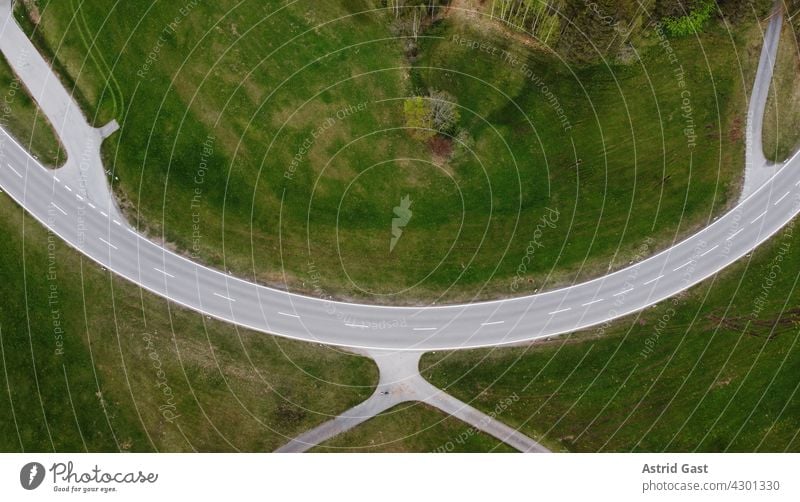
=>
[613,287,634,297]
[98,237,117,250]
[76,194,84,201]
[481,320,505,326]
[53,175,60,182]
[345,323,368,329]
[700,244,719,257]
[673,260,693,272]
[774,192,790,205]
[413,327,437,331]
[279,311,300,318]
[727,228,744,241]
[581,299,604,307]
[51,202,67,216]
[643,275,664,286]
[113,219,122,226]
[88,202,96,209]
[549,308,571,315]
[100,211,108,218]
[6,163,22,178]
[750,210,767,224]
[213,292,236,302]
[126,228,137,235]
[154,267,174,279]
[64,185,72,192]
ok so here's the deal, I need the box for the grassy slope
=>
[0,193,377,452]
[313,402,515,452]
[762,16,800,162]
[0,52,64,167]
[14,1,761,303]
[422,216,800,452]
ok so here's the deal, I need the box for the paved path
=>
[0,3,794,353]
[276,350,548,452]
[742,5,784,199]
[0,0,119,212]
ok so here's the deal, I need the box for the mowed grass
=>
[313,402,515,452]
[421,216,800,452]
[17,1,760,303]
[763,18,800,162]
[0,193,377,452]
[0,52,63,167]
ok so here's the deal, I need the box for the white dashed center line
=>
[613,287,634,297]
[750,210,767,224]
[774,192,790,205]
[154,267,174,279]
[727,228,743,241]
[51,202,67,216]
[213,292,236,302]
[581,299,604,307]
[279,312,300,318]
[481,320,505,326]
[549,308,571,315]
[98,237,117,250]
[700,244,719,257]
[6,163,22,178]
[413,327,437,331]
[673,260,693,272]
[345,323,368,329]
[643,275,664,286]
[64,185,72,192]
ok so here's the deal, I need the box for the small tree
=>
[403,96,435,140]
[428,90,460,135]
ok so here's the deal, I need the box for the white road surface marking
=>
[700,245,719,257]
[98,237,117,250]
[6,163,22,178]
[549,308,571,315]
[581,299,604,307]
[51,202,67,216]
[154,267,174,279]
[345,323,368,329]
[750,210,767,224]
[481,320,505,326]
[213,292,236,302]
[613,288,634,297]
[413,327,437,331]
[100,211,108,218]
[64,185,72,192]
[727,228,744,240]
[774,192,790,205]
[643,275,664,286]
[279,312,300,318]
[673,260,693,272]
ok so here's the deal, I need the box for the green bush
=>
[663,0,716,37]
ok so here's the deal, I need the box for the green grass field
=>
[13,1,763,304]
[313,402,515,452]
[0,52,63,167]
[0,192,377,452]
[421,216,800,452]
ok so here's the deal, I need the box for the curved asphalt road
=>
[0,8,796,351]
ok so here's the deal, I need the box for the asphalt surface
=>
[0,7,796,351]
